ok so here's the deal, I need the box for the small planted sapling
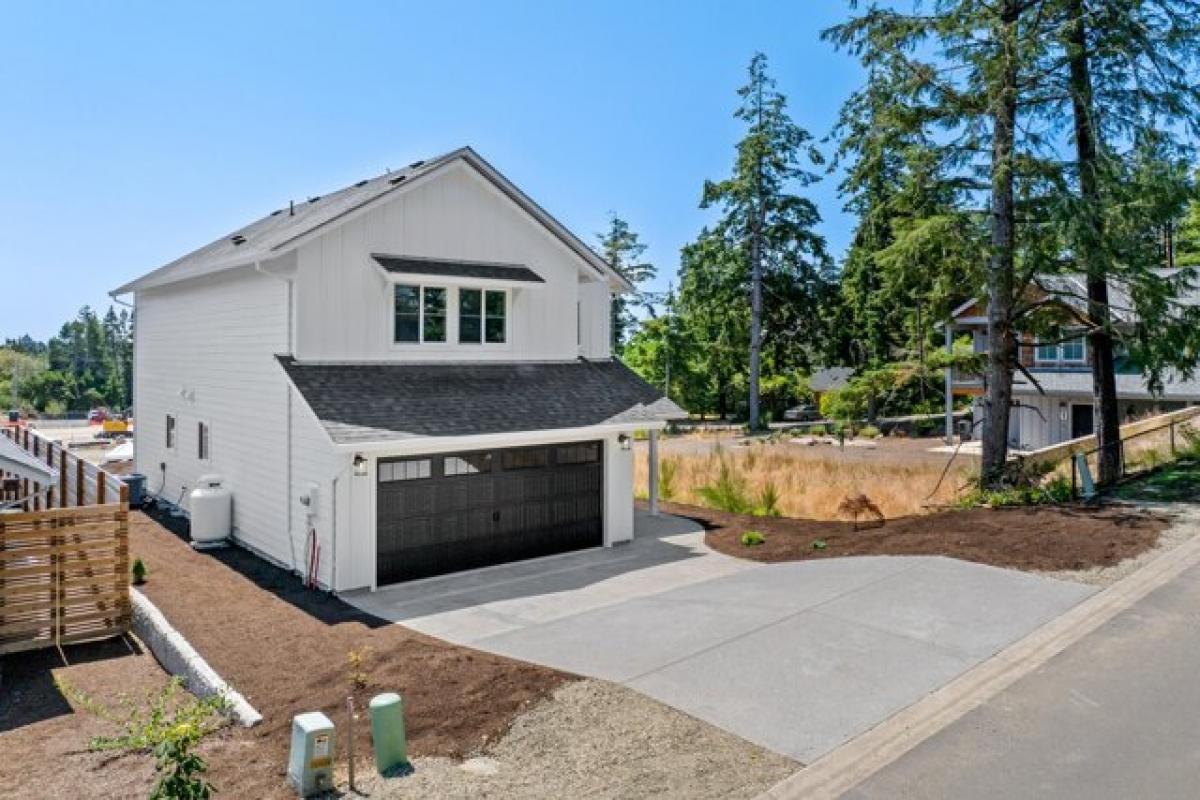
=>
[131,558,148,585]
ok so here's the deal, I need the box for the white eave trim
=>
[331,420,667,455]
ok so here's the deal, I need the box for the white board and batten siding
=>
[293,161,611,363]
[134,267,297,572]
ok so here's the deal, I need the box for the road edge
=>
[758,513,1200,800]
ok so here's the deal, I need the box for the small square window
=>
[1035,342,1059,363]
[379,458,431,482]
[1061,337,1086,362]
[556,444,599,464]
[501,448,548,471]
[445,452,492,476]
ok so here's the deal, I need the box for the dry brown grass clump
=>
[636,443,972,520]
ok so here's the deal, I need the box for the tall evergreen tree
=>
[828,1,1065,486]
[1050,0,1200,483]
[597,215,657,355]
[701,52,830,430]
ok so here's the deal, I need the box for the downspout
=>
[255,261,300,576]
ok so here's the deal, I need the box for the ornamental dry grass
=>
[635,442,973,520]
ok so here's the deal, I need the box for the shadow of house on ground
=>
[0,636,144,732]
[141,501,392,629]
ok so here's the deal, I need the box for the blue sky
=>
[0,1,864,341]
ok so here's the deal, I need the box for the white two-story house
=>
[949,272,1200,450]
[111,147,683,591]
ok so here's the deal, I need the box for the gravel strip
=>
[1042,504,1200,587]
[349,680,797,799]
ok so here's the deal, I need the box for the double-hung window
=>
[1035,341,1059,363]
[1060,337,1086,363]
[459,289,507,344]
[393,285,447,344]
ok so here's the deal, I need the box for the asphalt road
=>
[846,560,1200,800]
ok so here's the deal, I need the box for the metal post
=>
[944,324,954,445]
[648,430,660,517]
[346,697,356,794]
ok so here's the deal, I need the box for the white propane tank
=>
[190,474,232,548]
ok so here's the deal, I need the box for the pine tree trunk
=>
[981,1,1020,488]
[749,233,763,431]
[1067,0,1122,484]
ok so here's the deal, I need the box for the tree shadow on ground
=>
[0,635,143,732]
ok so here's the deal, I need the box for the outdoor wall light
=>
[352,454,368,477]
[618,434,632,451]
[1059,401,1068,423]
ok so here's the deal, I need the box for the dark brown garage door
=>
[376,441,604,585]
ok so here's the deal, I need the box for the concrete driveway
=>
[344,512,1096,763]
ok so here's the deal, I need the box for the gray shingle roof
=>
[278,357,687,444]
[810,367,855,392]
[373,254,544,283]
[1013,368,1200,400]
[112,146,622,296]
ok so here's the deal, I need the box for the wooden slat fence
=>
[0,425,130,655]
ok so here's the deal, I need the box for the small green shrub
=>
[56,675,226,799]
[131,558,147,585]
[812,539,827,550]
[858,425,881,439]
[741,530,765,546]
[658,457,679,501]
[755,481,782,517]
[698,459,753,515]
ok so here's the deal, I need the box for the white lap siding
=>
[134,267,292,567]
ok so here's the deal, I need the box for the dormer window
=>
[394,285,447,344]
[1035,333,1087,364]
[459,289,507,344]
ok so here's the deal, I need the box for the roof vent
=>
[230,234,247,246]
[270,209,283,216]
[355,179,369,187]
[308,195,321,203]
[388,174,406,185]
[408,160,425,169]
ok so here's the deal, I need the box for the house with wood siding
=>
[948,274,1200,451]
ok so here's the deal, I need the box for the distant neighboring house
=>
[111,147,683,590]
[948,273,1200,451]
[809,367,855,406]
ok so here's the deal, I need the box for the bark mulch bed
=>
[1,637,168,799]
[122,507,573,799]
[668,500,1169,573]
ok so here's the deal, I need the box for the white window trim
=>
[391,284,449,346]
[457,287,510,347]
[165,413,177,452]
[387,284,512,352]
[197,420,211,463]
[1061,336,1087,364]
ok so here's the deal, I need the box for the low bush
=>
[131,558,147,585]
[697,459,754,515]
[658,457,679,501]
[858,425,881,439]
[811,539,827,550]
[56,676,227,799]
[741,530,765,546]
[755,480,782,517]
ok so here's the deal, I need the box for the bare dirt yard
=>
[635,433,976,520]
[674,500,1168,573]
[0,637,169,799]
[3,507,796,800]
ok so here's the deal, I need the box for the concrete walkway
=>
[345,512,1096,763]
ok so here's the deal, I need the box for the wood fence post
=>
[76,459,84,507]
[59,449,67,510]
[97,471,106,505]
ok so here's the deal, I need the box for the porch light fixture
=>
[352,454,368,477]
[618,434,631,451]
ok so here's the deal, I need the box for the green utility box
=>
[369,692,409,774]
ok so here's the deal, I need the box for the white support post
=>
[648,430,660,516]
